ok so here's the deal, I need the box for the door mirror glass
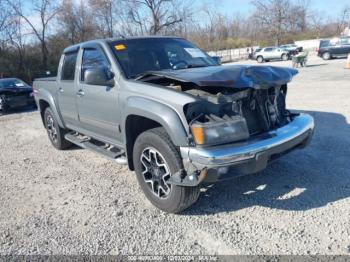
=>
[84,67,114,86]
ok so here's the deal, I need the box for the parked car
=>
[0,78,36,113]
[33,37,314,213]
[279,44,303,54]
[317,37,350,60]
[253,47,290,63]
[250,48,261,59]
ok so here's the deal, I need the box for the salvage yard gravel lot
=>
[1,56,350,255]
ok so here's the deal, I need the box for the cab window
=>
[81,48,110,82]
[61,52,78,81]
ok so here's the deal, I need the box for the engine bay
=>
[183,85,289,135]
[137,70,294,145]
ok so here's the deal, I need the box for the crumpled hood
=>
[140,65,298,89]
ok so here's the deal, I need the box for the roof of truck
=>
[63,36,182,54]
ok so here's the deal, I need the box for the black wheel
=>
[133,127,200,213]
[0,95,9,113]
[322,52,331,60]
[281,54,288,61]
[257,56,264,63]
[44,107,71,150]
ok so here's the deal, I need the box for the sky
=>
[17,0,350,37]
[215,0,349,18]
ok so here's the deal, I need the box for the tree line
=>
[0,0,349,82]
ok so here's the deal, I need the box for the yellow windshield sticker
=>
[114,44,126,50]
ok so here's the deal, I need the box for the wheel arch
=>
[122,97,189,170]
[37,89,65,128]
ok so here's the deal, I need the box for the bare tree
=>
[5,16,27,73]
[288,0,309,33]
[89,0,115,37]
[58,0,97,44]
[0,0,7,34]
[7,0,58,70]
[0,0,11,45]
[251,0,291,45]
[336,6,350,35]
[124,0,188,35]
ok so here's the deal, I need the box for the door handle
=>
[58,87,64,93]
[77,89,85,97]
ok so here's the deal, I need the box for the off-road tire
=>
[322,52,331,60]
[44,107,71,150]
[133,127,200,213]
[257,56,264,63]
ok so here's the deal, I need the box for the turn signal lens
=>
[191,126,205,145]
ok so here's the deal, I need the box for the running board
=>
[65,132,127,165]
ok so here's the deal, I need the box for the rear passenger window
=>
[61,52,78,81]
[320,41,329,47]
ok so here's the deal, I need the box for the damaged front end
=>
[183,85,291,147]
[136,65,314,186]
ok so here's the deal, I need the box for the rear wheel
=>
[257,56,264,63]
[322,52,331,60]
[133,127,200,213]
[44,107,71,150]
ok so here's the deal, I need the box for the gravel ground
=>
[0,56,350,255]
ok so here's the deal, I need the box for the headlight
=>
[190,115,249,146]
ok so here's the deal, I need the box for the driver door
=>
[263,48,273,59]
[76,46,121,143]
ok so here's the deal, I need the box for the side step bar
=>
[65,132,127,165]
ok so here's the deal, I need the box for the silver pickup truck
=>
[33,36,314,213]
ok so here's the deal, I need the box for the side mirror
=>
[84,67,115,86]
[211,56,221,65]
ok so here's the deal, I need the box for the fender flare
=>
[122,96,188,147]
[37,89,65,128]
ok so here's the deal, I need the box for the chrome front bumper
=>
[180,114,314,170]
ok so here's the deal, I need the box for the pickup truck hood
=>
[139,65,298,89]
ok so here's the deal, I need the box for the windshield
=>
[0,78,29,89]
[109,38,218,78]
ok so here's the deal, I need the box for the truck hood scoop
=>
[137,65,298,89]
